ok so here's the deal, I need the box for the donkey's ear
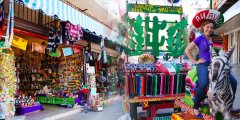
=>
[211,47,218,58]
[224,44,235,61]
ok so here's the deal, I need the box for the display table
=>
[172,112,204,120]
[15,105,44,115]
[37,96,79,106]
[126,94,185,120]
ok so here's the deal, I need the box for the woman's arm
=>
[185,42,205,64]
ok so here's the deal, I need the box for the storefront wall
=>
[215,1,240,64]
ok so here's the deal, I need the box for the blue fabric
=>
[193,62,210,109]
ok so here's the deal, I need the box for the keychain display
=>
[57,52,83,93]
[0,50,17,119]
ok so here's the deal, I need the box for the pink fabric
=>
[66,23,83,39]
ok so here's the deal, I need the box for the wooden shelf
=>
[127,93,185,103]
[122,70,188,74]
[19,73,41,75]
[20,81,45,83]
[19,89,40,90]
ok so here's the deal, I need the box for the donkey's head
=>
[207,45,235,100]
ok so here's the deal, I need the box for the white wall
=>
[224,0,240,22]
[224,1,240,64]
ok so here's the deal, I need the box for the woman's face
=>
[203,23,214,36]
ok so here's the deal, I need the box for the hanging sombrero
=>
[192,9,224,29]
[189,29,196,43]
[167,0,180,3]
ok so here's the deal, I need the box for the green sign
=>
[127,4,183,15]
[119,14,188,57]
[37,96,75,106]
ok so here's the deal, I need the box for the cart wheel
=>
[130,103,138,120]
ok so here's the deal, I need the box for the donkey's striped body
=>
[207,45,235,119]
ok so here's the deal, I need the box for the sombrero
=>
[167,0,180,3]
[192,9,224,29]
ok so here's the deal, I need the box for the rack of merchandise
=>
[123,63,188,120]
[35,46,84,106]
[0,48,17,119]
[56,52,83,93]
[16,51,46,95]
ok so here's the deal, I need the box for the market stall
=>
[119,1,191,119]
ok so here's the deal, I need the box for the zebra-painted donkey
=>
[207,45,236,119]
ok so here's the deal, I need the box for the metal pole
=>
[210,0,212,9]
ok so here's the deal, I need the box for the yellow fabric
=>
[11,36,28,50]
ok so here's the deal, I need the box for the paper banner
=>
[72,45,82,54]
[91,88,97,96]
[48,48,61,57]
[32,43,45,54]
[62,47,73,56]
[11,36,28,50]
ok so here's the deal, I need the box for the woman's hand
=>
[195,58,205,64]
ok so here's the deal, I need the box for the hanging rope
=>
[4,0,14,48]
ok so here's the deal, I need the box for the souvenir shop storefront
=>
[0,0,120,119]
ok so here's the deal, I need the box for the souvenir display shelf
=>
[54,52,83,93]
[0,49,17,119]
[16,52,48,95]
[123,63,187,120]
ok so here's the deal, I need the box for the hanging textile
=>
[4,0,14,48]
[100,37,108,68]
[136,74,141,96]
[0,3,4,38]
[146,74,153,96]
[141,75,146,96]
[152,75,157,96]
[21,0,118,41]
[156,75,161,95]
[160,74,165,95]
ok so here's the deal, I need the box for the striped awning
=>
[22,0,117,41]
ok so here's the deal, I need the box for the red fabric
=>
[141,75,146,95]
[80,89,89,95]
[66,23,83,39]
[155,62,169,75]
[189,30,195,43]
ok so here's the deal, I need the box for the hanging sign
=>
[192,9,224,29]
[12,36,28,50]
[62,47,73,56]
[127,4,183,15]
[32,43,45,54]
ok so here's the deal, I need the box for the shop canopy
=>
[22,0,117,41]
